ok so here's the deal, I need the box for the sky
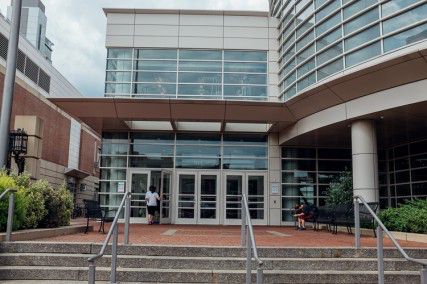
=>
[0,0,269,97]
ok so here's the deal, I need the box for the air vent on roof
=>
[17,49,26,73]
[38,69,50,93]
[0,33,8,60]
[24,57,39,84]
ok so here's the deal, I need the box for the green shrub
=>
[21,180,48,229]
[379,199,427,234]
[326,171,353,205]
[0,172,27,231]
[40,183,73,228]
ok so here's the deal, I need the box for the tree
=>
[326,171,353,205]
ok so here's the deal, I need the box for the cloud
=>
[0,0,268,97]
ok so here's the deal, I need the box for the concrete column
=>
[351,120,379,203]
[14,115,44,179]
[268,133,281,225]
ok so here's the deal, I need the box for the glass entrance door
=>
[223,172,267,225]
[198,173,219,224]
[176,173,196,224]
[160,170,172,224]
[175,171,219,224]
[128,169,150,223]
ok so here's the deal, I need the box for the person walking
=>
[145,185,161,225]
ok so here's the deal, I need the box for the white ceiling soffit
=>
[125,121,173,131]
[176,122,222,132]
[225,123,272,132]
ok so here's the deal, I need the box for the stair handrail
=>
[353,195,427,284]
[241,193,263,284]
[1,188,17,242]
[87,191,131,284]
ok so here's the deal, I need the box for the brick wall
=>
[0,73,70,167]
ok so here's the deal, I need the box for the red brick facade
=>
[0,72,100,174]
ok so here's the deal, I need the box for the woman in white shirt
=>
[145,185,161,225]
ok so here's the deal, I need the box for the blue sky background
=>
[0,0,268,97]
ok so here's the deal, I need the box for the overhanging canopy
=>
[49,98,296,133]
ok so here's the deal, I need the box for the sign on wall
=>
[117,181,125,193]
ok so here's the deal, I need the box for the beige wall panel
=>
[224,38,268,50]
[180,14,223,26]
[269,170,281,183]
[296,104,347,135]
[269,145,281,158]
[106,35,134,47]
[268,84,279,97]
[134,25,179,36]
[224,27,268,38]
[107,13,135,25]
[106,24,134,36]
[269,27,278,39]
[179,37,223,49]
[268,50,279,62]
[268,17,279,28]
[135,14,179,25]
[269,39,279,51]
[269,73,279,85]
[269,157,281,171]
[224,16,268,27]
[269,62,279,73]
[179,26,223,37]
[133,36,178,48]
[269,208,281,225]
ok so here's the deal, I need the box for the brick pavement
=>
[36,222,427,248]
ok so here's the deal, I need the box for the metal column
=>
[0,0,22,167]
[354,199,360,249]
[110,224,119,284]
[5,193,15,242]
[377,226,384,284]
[124,194,131,245]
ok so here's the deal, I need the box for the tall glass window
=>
[276,0,427,101]
[105,49,268,101]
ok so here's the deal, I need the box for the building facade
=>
[7,0,53,61]
[0,12,99,206]
[51,1,427,225]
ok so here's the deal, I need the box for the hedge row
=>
[0,171,73,231]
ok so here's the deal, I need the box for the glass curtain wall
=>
[105,49,268,101]
[387,139,427,207]
[99,132,268,212]
[273,0,427,100]
[281,147,352,222]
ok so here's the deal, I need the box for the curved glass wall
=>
[273,0,427,101]
[105,49,268,101]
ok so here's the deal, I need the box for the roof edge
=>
[102,8,269,17]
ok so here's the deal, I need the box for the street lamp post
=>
[0,0,23,168]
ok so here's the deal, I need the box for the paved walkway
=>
[35,222,427,248]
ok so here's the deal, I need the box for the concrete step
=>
[0,266,421,283]
[0,253,425,271]
[2,242,427,259]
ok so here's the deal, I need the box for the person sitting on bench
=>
[294,203,309,230]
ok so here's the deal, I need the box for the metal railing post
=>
[124,193,131,245]
[241,198,246,247]
[246,228,252,284]
[421,265,427,284]
[377,226,384,284]
[354,198,360,249]
[6,192,15,242]
[256,267,263,284]
[88,260,96,284]
[110,224,119,284]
